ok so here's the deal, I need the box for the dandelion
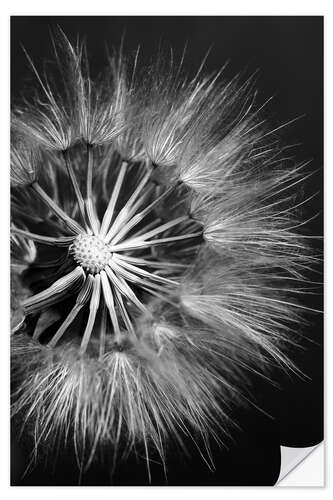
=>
[11,32,319,481]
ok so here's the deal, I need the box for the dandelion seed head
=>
[10,31,319,479]
[71,234,112,274]
[10,125,41,187]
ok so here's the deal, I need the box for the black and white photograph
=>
[9,15,323,487]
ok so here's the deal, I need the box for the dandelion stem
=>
[31,181,83,234]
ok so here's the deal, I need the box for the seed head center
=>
[72,234,111,274]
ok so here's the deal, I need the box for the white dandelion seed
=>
[11,31,320,480]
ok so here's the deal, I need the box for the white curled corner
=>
[277,442,324,486]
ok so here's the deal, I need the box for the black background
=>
[11,16,323,486]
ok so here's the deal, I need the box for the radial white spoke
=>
[100,270,121,341]
[129,219,162,239]
[99,161,128,237]
[22,266,85,314]
[11,227,75,247]
[104,184,155,244]
[112,254,178,286]
[86,145,94,202]
[113,254,187,269]
[109,231,202,252]
[86,197,100,235]
[109,258,173,295]
[105,264,149,315]
[85,146,101,234]
[48,275,94,348]
[125,168,153,207]
[63,151,87,227]
[31,181,84,234]
[128,215,189,242]
[110,185,174,244]
[80,274,102,354]
[104,168,152,242]
[98,304,108,359]
[125,184,156,219]
[113,287,136,336]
